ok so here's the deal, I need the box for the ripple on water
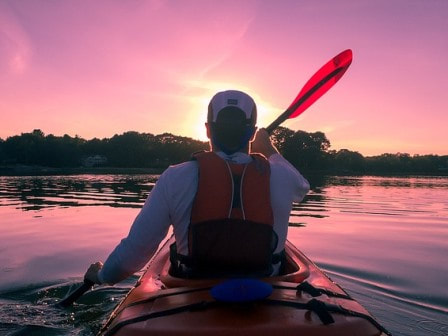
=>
[318,263,448,336]
[416,320,448,336]
[0,280,134,336]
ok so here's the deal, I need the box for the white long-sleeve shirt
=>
[98,152,309,284]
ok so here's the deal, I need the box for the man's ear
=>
[205,123,211,139]
[249,126,258,142]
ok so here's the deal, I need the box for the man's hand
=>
[250,129,279,158]
[84,261,103,284]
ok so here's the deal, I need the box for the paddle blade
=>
[57,279,95,308]
[288,49,352,119]
[265,49,352,134]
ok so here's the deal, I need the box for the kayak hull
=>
[100,237,388,336]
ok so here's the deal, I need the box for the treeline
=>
[0,128,447,175]
[0,129,208,168]
[270,127,447,175]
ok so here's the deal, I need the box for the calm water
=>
[0,174,447,335]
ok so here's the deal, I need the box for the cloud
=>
[0,2,31,75]
[318,120,356,134]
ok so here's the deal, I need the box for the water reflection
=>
[297,175,448,218]
[307,174,448,189]
[0,174,447,336]
[0,175,158,211]
[2,174,446,220]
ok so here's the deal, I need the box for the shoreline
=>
[0,165,446,177]
[0,165,166,176]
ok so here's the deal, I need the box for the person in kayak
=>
[84,90,309,284]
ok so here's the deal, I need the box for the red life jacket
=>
[170,151,278,278]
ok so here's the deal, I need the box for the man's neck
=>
[210,144,249,155]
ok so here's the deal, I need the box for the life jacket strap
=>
[296,281,353,300]
[169,242,285,279]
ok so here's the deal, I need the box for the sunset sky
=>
[1,0,447,156]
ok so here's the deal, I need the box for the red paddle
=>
[265,49,353,134]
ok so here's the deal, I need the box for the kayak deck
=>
[99,237,390,336]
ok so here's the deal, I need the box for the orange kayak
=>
[99,236,390,336]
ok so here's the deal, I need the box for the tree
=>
[0,138,5,163]
[270,127,295,153]
[83,137,109,156]
[333,149,365,173]
[153,133,208,166]
[3,129,46,165]
[106,131,157,167]
[282,130,331,171]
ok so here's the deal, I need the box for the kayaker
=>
[84,90,310,284]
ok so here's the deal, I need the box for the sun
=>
[184,93,281,142]
[179,80,282,141]
[180,95,210,142]
[194,121,209,142]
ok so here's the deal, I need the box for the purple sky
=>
[1,0,447,155]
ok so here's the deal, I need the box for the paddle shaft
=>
[58,279,95,308]
[265,66,344,134]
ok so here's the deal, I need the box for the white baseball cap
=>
[207,90,257,125]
